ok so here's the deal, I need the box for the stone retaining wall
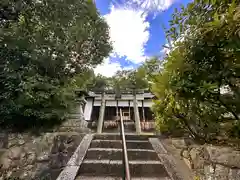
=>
[171,138,240,180]
[0,101,91,179]
[0,132,85,180]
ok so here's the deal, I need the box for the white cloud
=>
[122,65,134,70]
[130,0,175,12]
[94,1,177,77]
[94,58,122,77]
[94,58,135,77]
[104,6,150,63]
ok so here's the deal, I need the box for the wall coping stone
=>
[149,138,186,180]
[56,134,93,180]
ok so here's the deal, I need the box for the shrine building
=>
[76,90,156,133]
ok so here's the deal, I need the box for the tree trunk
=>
[176,114,206,143]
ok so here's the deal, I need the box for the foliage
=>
[0,0,112,131]
[89,74,110,91]
[141,57,163,90]
[111,68,149,92]
[89,65,151,92]
[152,0,240,142]
[73,68,95,90]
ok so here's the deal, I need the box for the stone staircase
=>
[75,134,171,180]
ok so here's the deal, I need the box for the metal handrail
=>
[119,108,131,180]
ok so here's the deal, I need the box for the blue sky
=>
[94,0,191,77]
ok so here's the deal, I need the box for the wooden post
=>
[133,89,141,134]
[97,91,106,133]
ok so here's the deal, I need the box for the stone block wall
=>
[0,132,85,180]
[170,138,240,180]
[57,118,90,133]
[0,99,91,179]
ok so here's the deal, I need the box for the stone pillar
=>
[84,98,93,121]
[133,90,141,134]
[97,92,106,134]
[128,100,131,120]
[76,96,88,129]
[79,95,87,120]
[116,100,119,117]
[142,100,145,122]
[79,103,83,115]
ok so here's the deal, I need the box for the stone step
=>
[78,160,169,177]
[76,176,171,180]
[94,134,156,141]
[85,148,159,161]
[68,114,82,119]
[89,140,153,150]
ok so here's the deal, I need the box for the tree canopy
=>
[88,58,162,93]
[151,0,240,142]
[0,0,112,131]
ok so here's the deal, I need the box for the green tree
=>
[111,67,149,91]
[73,68,95,90]
[90,75,110,91]
[0,0,112,131]
[152,0,240,142]
[139,57,163,88]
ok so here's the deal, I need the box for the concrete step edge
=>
[76,176,171,180]
[94,133,155,135]
[82,160,162,165]
[91,140,149,143]
[87,148,155,152]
